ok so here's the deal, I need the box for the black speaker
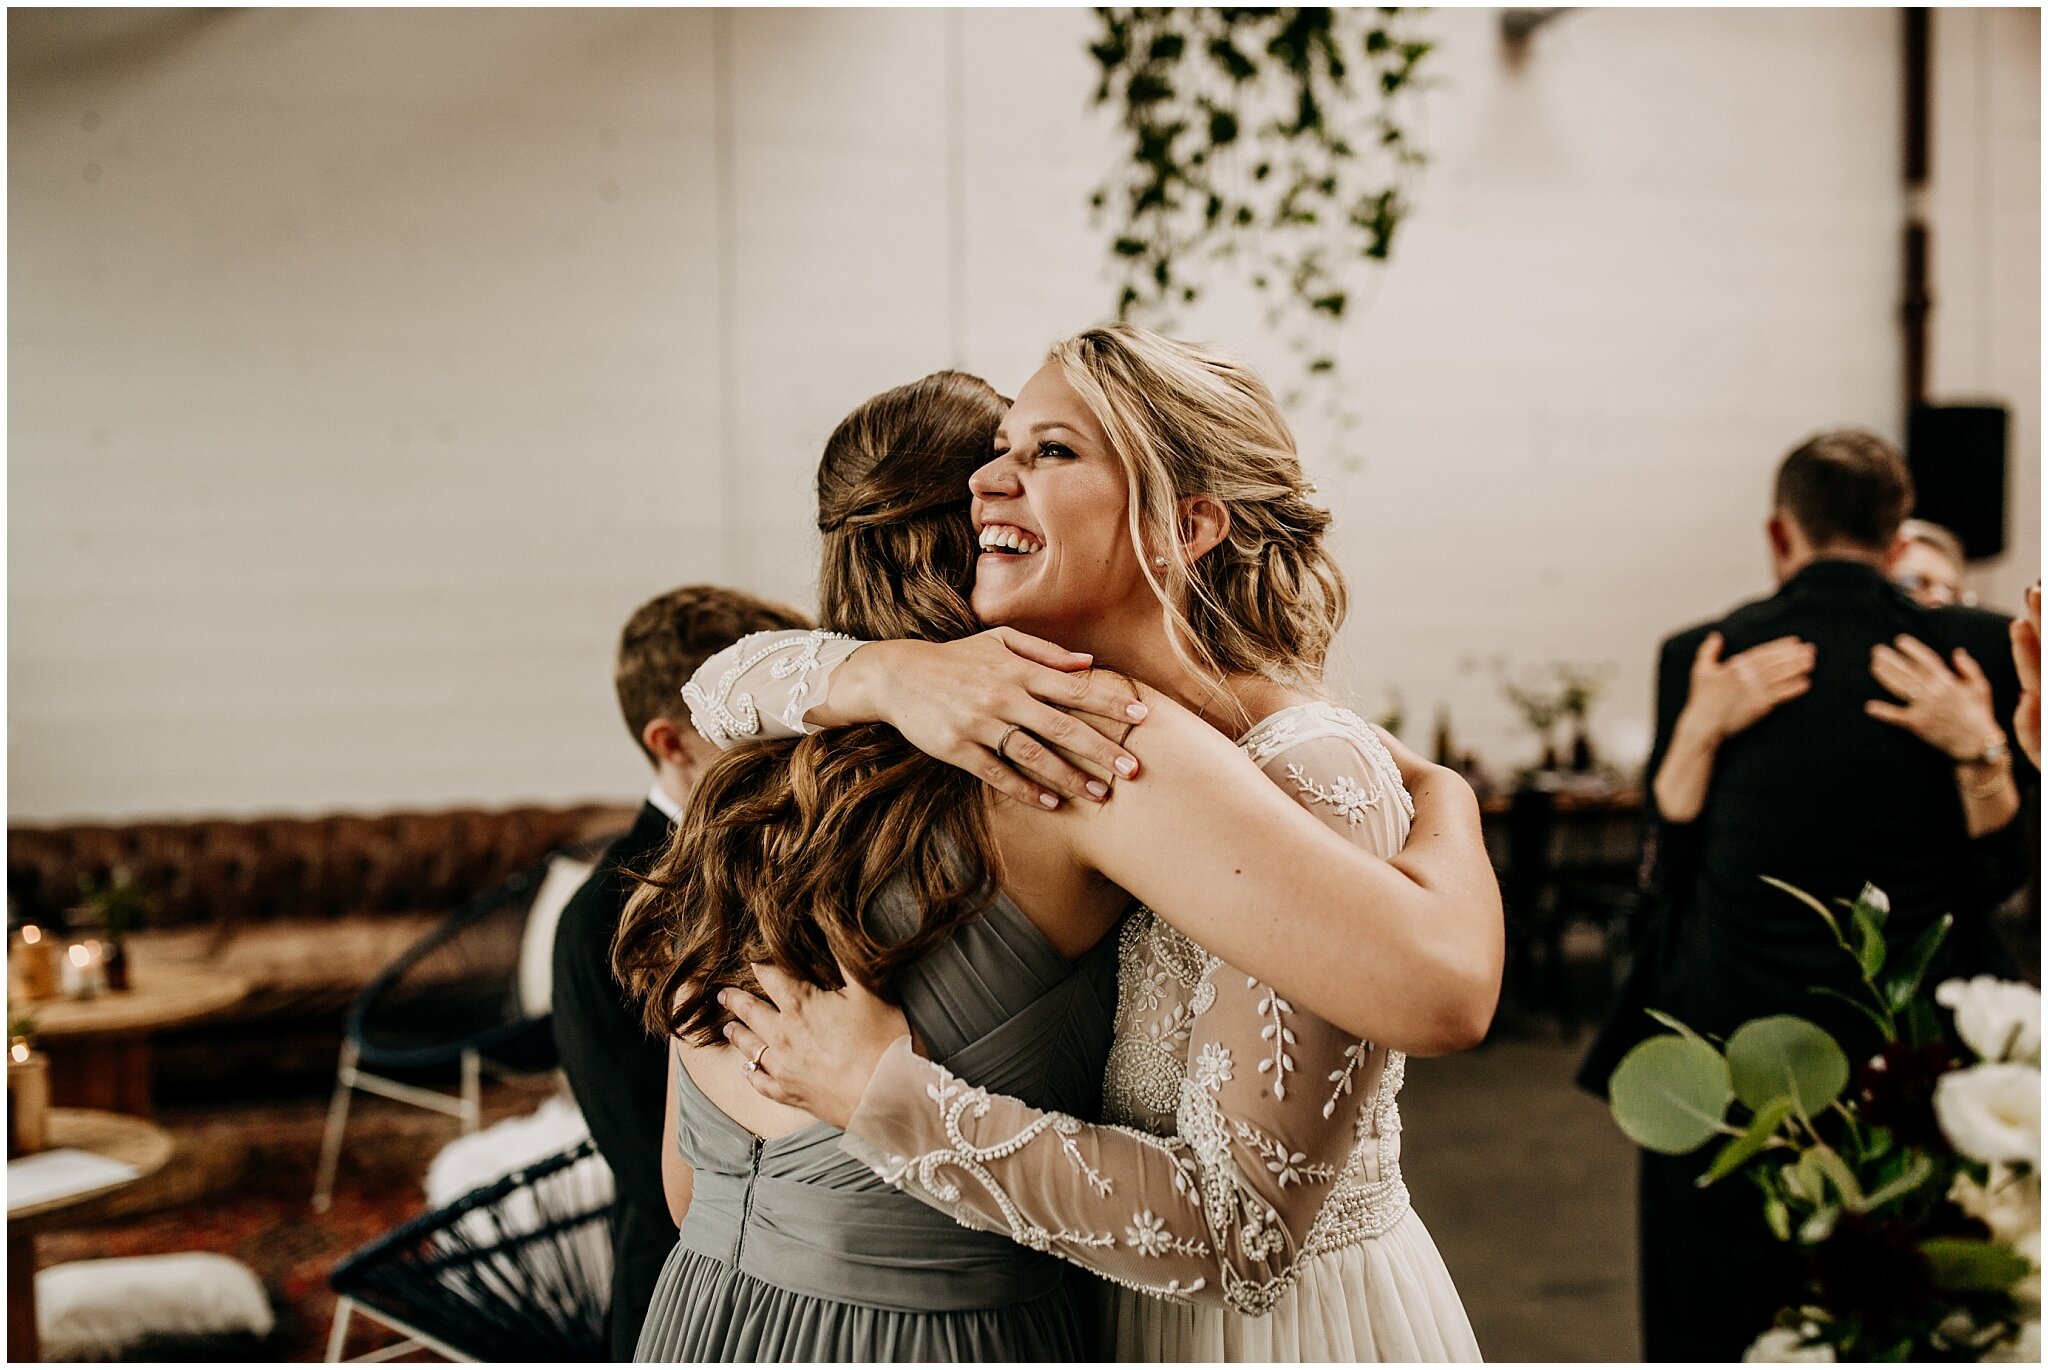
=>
[1907,402,2008,560]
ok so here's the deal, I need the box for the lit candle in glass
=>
[63,939,105,999]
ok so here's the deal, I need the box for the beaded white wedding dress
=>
[686,630,1482,1362]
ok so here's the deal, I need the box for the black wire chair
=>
[312,836,615,1210]
[325,1138,617,1363]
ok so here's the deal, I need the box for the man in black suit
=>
[1579,430,2033,1361]
[552,584,810,1360]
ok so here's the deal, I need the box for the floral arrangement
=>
[1608,881,2039,1362]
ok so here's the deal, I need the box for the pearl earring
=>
[1153,555,1169,568]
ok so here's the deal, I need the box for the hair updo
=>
[1050,325,1349,705]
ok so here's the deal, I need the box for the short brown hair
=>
[1773,429,1915,552]
[614,585,810,763]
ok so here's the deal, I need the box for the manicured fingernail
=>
[1039,792,1060,809]
[716,991,729,1006]
[1086,780,1109,799]
[1125,702,1149,722]
[1114,757,1138,778]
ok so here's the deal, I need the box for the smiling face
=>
[969,361,1150,653]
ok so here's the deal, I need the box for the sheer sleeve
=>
[680,629,866,747]
[838,713,1415,1313]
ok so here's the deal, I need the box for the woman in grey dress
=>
[617,370,1135,1360]
[615,361,1499,1361]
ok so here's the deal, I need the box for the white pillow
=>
[38,1252,273,1361]
[515,854,596,1018]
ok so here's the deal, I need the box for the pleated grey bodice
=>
[671,888,1120,1314]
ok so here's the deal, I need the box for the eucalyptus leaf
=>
[1726,1016,1850,1117]
[1608,1035,1734,1155]
[1699,1097,1796,1187]
[1921,1238,2032,1292]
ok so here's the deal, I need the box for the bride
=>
[691,325,1493,1359]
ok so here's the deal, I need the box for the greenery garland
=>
[1088,7,1432,399]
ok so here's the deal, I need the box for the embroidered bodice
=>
[681,634,1420,1314]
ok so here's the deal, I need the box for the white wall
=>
[9,7,2039,821]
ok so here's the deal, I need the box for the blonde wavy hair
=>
[1049,324,1348,712]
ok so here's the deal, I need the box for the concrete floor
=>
[1399,1031,1641,1362]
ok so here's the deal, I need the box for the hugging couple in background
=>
[594,325,1503,1362]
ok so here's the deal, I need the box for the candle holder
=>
[13,924,61,1001]
[8,1037,50,1157]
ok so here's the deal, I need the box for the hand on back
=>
[1683,632,1815,742]
[865,629,1148,809]
[1865,634,2004,761]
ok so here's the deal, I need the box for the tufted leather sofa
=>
[8,803,637,1092]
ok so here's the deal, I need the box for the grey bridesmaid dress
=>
[633,887,1121,1363]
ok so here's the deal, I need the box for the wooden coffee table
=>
[7,1108,176,1362]
[25,965,249,1117]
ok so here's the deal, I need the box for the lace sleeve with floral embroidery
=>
[680,628,866,747]
[838,709,1417,1313]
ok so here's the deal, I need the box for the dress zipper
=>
[734,1136,765,1265]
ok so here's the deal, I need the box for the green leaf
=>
[1608,1035,1735,1155]
[1762,1188,1792,1241]
[1852,905,1886,980]
[1859,1153,1935,1213]
[1113,237,1148,257]
[1726,1016,1850,1118]
[1646,1009,1712,1047]
[1699,1097,1796,1186]
[1808,1145,1865,1209]
[1207,109,1239,146]
[1761,876,1848,947]
[1921,1238,2032,1292]
[1882,915,1951,1013]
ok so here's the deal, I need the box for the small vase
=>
[105,937,131,992]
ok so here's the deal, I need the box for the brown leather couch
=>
[8,803,636,1093]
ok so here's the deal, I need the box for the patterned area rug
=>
[34,1079,556,1362]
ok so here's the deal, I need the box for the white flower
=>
[1743,1327,1835,1362]
[1125,1210,1171,1258]
[1935,1063,2042,1165]
[1936,977,2042,1065]
[1949,1165,2041,1247]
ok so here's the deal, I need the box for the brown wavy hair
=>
[612,371,1005,1045]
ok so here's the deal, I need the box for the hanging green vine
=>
[1089,7,1431,401]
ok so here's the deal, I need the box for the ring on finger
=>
[995,724,1021,761]
[744,1043,768,1074]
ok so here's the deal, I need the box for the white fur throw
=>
[424,1092,602,1208]
[37,1252,273,1361]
